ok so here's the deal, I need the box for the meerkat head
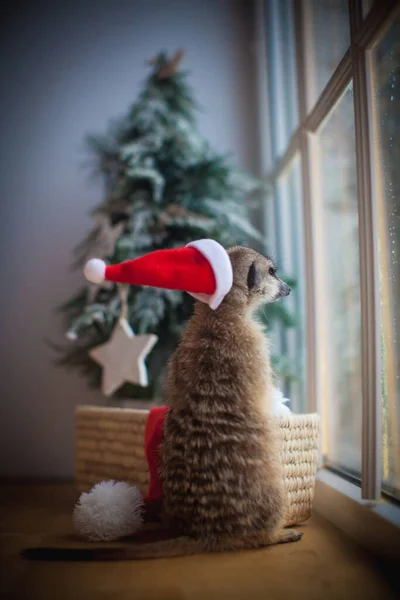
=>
[225,246,291,310]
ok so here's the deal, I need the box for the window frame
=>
[258,0,400,502]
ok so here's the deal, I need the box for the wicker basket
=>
[75,405,320,527]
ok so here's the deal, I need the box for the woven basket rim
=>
[75,405,320,422]
[277,413,320,424]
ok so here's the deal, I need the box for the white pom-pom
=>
[73,480,144,541]
[272,387,292,417]
[84,258,106,284]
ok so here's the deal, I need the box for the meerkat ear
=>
[247,261,262,290]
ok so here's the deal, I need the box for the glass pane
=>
[304,0,350,110]
[369,15,400,499]
[314,83,361,476]
[272,156,306,413]
[265,0,298,160]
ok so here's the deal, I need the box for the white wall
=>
[0,0,258,478]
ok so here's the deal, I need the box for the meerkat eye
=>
[269,267,276,277]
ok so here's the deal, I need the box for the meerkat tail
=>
[22,528,303,562]
[22,536,202,562]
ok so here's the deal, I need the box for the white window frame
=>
[256,0,400,510]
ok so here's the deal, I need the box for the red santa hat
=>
[84,239,233,310]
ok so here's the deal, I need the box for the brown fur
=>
[23,246,300,561]
[159,246,296,554]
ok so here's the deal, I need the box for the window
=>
[261,0,400,502]
[368,14,400,499]
[274,156,306,412]
[263,1,306,412]
[313,84,362,477]
[303,0,350,110]
[264,0,298,159]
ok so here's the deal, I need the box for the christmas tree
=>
[57,50,296,399]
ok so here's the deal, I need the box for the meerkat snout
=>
[227,246,291,308]
[279,281,291,297]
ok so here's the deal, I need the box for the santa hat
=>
[84,239,233,310]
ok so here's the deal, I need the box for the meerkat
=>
[24,246,301,561]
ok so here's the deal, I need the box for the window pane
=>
[264,0,298,160]
[304,0,350,110]
[314,84,361,476]
[369,15,400,499]
[272,156,306,413]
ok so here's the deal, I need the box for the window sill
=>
[314,469,400,564]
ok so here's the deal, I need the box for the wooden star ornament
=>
[89,318,158,396]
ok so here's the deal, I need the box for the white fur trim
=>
[186,239,233,309]
[84,258,106,284]
[272,387,292,416]
[73,480,144,541]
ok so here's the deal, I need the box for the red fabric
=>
[142,406,169,521]
[105,247,216,294]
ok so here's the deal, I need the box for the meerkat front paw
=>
[277,529,303,544]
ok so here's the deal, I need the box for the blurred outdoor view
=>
[370,15,400,499]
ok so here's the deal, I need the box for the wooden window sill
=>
[314,469,400,571]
